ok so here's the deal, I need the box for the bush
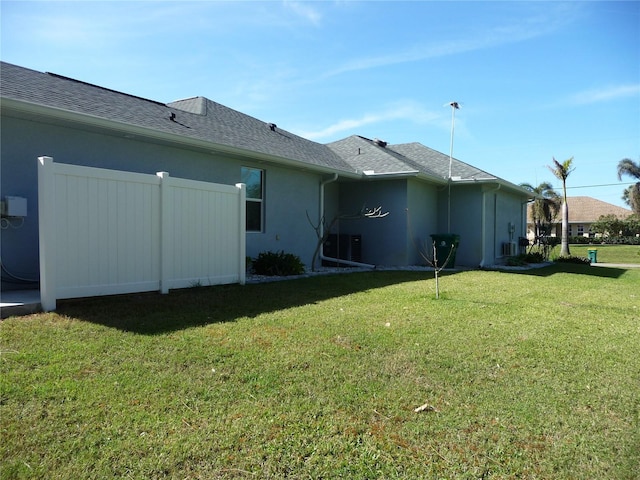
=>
[506,256,528,266]
[554,256,591,265]
[522,251,545,263]
[507,251,546,266]
[252,250,305,276]
[568,236,593,244]
[570,236,640,245]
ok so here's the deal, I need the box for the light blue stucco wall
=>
[437,184,483,266]
[437,183,528,267]
[336,178,439,266]
[248,164,321,268]
[406,178,439,265]
[337,179,408,265]
[0,115,322,289]
[494,188,529,259]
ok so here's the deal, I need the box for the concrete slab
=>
[1,290,42,318]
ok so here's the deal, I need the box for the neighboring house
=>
[1,62,532,292]
[526,196,633,239]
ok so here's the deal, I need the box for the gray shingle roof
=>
[327,136,425,176]
[389,142,496,181]
[327,135,497,182]
[0,62,355,174]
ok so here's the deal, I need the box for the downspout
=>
[521,199,533,251]
[318,174,375,269]
[479,183,501,268]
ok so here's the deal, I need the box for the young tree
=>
[520,181,561,245]
[548,157,574,257]
[617,158,640,216]
[406,208,456,300]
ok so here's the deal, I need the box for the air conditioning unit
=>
[323,234,362,266]
[1,196,27,217]
[502,242,517,256]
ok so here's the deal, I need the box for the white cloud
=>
[567,84,640,105]
[283,1,323,26]
[323,4,579,78]
[298,101,440,140]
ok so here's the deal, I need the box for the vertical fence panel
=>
[38,159,245,310]
[49,163,161,299]
[164,177,244,289]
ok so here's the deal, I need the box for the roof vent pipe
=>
[268,123,277,131]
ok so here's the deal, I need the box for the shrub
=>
[554,256,591,265]
[569,236,593,244]
[506,256,528,266]
[252,250,305,276]
[523,251,545,263]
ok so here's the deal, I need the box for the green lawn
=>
[558,244,640,264]
[2,264,639,479]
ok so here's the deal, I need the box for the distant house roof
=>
[0,62,355,175]
[528,196,633,223]
[564,197,633,222]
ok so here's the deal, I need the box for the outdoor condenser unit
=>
[323,234,362,265]
[502,242,517,256]
[1,196,28,217]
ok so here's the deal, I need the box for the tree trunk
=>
[560,198,571,257]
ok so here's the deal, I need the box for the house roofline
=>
[360,170,420,179]
[450,176,536,198]
[1,96,361,179]
[464,178,538,198]
[360,169,456,185]
[355,170,534,197]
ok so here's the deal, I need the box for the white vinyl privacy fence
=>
[38,156,245,311]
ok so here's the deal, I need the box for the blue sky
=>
[2,1,639,208]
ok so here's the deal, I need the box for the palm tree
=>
[520,181,561,244]
[617,158,640,216]
[548,157,574,257]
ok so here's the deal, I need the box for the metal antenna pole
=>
[449,102,457,180]
[447,101,459,233]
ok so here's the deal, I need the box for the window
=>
[577,224,584,236]
[241,167,264,232]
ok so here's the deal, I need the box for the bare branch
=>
[306,204,390,271]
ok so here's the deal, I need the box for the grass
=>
[1,264,639,479]
[555,244,640,264]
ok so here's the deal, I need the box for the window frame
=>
[241,166,264,233]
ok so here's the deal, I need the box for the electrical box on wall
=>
[1,196,28,217]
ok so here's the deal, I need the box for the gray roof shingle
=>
[327,135,497,182]
[0,62,355,174]
[389,142,496,181]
